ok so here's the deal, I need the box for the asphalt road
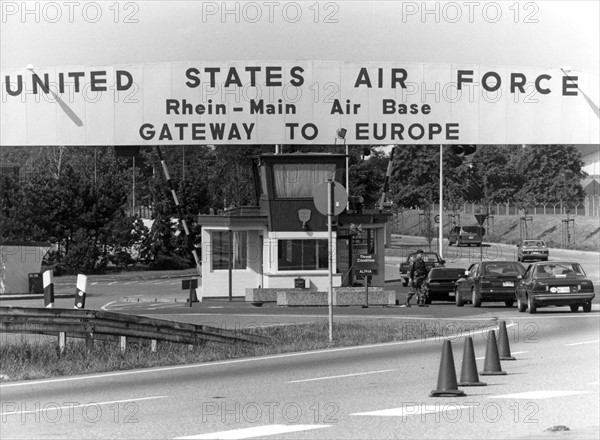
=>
[1,311,598,439]
[1,240,598,438]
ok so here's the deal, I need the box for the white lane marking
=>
[587,381,599,386]
[101,301,119,310]
[0,396,167,418]
[565,340,600,346]
[491,391,592,399]
[352,404,468,417]
[91,282,98,285]
[287,369,397,384]
[0,325,503,388]
[108,281,117,285]
[174,424,330,439]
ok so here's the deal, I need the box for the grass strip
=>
[0,318,496,382]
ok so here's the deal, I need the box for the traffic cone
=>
[480,330,507,376]
[498,321,516,361]
[430,340,466,397]
[458,337,487,386]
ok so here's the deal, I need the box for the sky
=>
[1,0,599,72]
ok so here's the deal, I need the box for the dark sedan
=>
[423,267,466,303]
[515,261,595,313]
[455,261,526,307]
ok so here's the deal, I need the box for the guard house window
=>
[211,231,247,270]
[273,164,336,198]
[278,239,328,270]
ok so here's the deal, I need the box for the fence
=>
[0,307,270,353]
[406,195,600,218]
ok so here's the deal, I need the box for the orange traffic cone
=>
[498,321,516,361]
[430,340,466,397]
[458,337,487,386]
[480,330,507,376]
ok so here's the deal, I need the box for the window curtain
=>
[273,164,336,197]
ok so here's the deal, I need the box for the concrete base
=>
[246,287,395,307]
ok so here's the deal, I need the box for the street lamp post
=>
[439,145,444,258]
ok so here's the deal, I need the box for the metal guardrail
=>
[0,307,270,348]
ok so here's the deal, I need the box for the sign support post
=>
[327,179,334,343]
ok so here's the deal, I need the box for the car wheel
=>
[504,300,514,308]
[527,295,537,314]
[517,256,522,262]
[472,288,481,307]
[570,304,579,312]
[425,297,432,305]
[517,296,527,312]
[455,289,464,307]
[583,302,592,313]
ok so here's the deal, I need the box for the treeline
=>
[0,145,585,273]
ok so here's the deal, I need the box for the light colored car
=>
[515,261,594,313]
[517,239,549,262]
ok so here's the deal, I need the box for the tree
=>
[348,147,387,208]
[388,145,440,209]
[513,145,586,207]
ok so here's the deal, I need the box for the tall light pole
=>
[335,128,348,208]
[439,145,444,258]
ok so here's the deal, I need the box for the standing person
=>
[406,249,428,307]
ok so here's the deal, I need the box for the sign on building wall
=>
[2,61,598,145]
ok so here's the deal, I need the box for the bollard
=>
[43,270,54,308]
[74,274,88,309]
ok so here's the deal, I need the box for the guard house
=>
[198,153,391,302]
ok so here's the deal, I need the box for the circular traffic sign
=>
[313,181,348,216]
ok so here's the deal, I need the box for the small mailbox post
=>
[355,254,378,308]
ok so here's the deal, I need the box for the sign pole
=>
[364,276,369,308]
[327,179,334,342]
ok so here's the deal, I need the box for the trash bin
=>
[28,273,43,294]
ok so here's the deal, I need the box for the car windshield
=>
[523,240,545,247]
[535,263,586,278]
[482,262,524,276]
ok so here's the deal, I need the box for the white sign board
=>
[1,61,598,145]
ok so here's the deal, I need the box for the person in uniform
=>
[406,249,428,307]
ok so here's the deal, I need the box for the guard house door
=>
[337,227,376,287]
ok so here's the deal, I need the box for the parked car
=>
[455,261,526,307]
[399,251,446,286]
[423,267,467,303]
[515,261,594,313]
[448,225,484,247]
[517,239,549,262]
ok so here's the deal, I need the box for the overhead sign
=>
[1,61,598,145]
[355,254,378,276]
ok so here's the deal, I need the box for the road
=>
[1,239,598,438]
[1,311,598,439]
